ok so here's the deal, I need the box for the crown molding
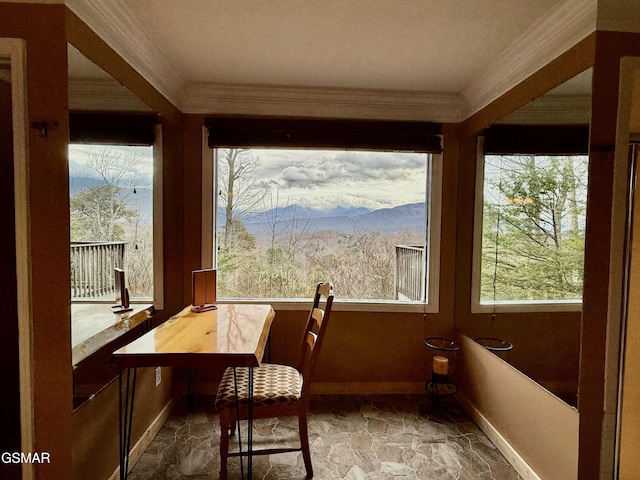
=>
[65,0,185,108]
[66,0,596,123]
[462,0,597,120]
[182,83,464,123]
[496,94,591,125]
[68,78,153,112]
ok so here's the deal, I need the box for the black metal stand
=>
[186,367,197,411]
[231,366,254,480]
[420,373,462,416]
[118,367,138,480]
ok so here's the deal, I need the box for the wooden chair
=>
[214,282,334,479]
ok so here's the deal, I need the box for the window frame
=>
[471,137,584,313]
[68,118,163,309]
[200,119,442,313]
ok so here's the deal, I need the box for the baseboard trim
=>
[456,393,542,480]
[311,382,425,395]
[107,397,177,480]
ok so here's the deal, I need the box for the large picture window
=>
[69,143,154,301]
[215,148,437,303]
[473,125,589,311]
[206,117,443,308]
[68,113,160,306]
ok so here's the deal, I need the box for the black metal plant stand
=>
[420,373,462,416]
[420,337,462,416]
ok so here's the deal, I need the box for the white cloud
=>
[237,148,428,211]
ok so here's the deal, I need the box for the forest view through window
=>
[69,144,154,301]
[480,154,588,304]
[215,148,431,301]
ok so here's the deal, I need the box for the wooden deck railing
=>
[395,245,424,301]
[71,241,126,299]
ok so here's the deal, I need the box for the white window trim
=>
[202,142,442,313]
[471,139,583,314]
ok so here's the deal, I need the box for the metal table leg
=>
[186,367,197,411]
[118,367,138,480]
[232,366,254,480]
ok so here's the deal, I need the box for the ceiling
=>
[66,0,597,121]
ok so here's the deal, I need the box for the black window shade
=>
[205,117,442,153]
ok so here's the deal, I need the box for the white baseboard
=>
[456,393,542,480]
[107,397,177,480]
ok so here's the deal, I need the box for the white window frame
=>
[201,142,442,314]
[471,139,583,313]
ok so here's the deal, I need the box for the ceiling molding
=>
[182,83,464,123]
[66,0,596,122]
[462,0,597,119]
[68,78,153,112]
[496,94,592,125]
[65,0,185,108]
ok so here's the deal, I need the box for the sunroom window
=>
[68,113,159,305]
[473,125,589,312]
[206,118,442,308]
[69,143,154,301]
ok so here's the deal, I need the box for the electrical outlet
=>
[155,367,161,386]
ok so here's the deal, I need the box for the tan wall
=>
[72,368,178,480]
[580,31,640,478]
[618,57,640,480]
[192,308,437,395]
[271,310,429,392]
[619,162,640,477]
[0,4,73,479]
[5,4,629,479]
[456,334,579,480]
[454,38,594,479]
[64,8,187,480]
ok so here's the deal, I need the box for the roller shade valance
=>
[205,117,442,153]
[69,113,158,146]
[482,124,589,155]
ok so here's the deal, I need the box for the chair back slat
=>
[310,308,324,332]
[300,331,317,375]
[317,282,332,299]
[295,282,333,392]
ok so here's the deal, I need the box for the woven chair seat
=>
[215,363,303,411]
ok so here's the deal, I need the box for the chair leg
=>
[298,411,313,478]
[219,412,230,480]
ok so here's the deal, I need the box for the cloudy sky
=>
[230,148,429,211]
[69,144,429,212]
[68,144,154,183]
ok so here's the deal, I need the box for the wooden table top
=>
[111,303,275,369]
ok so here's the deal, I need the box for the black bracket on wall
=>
[30,120,58,138]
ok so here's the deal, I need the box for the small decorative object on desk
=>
[111,267,133,314]
[421,337,462,416]
[191,269,217,313]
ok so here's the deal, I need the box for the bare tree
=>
[70,146,154,297]
[70,147,147,241]
[217,148,269,245]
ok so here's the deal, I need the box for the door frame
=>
[1,37,34,480]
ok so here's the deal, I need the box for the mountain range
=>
[231,203,427,235]
[70,176,426,234]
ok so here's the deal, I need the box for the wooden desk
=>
[112,303,275,480]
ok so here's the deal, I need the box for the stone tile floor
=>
[129,395,523,480]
